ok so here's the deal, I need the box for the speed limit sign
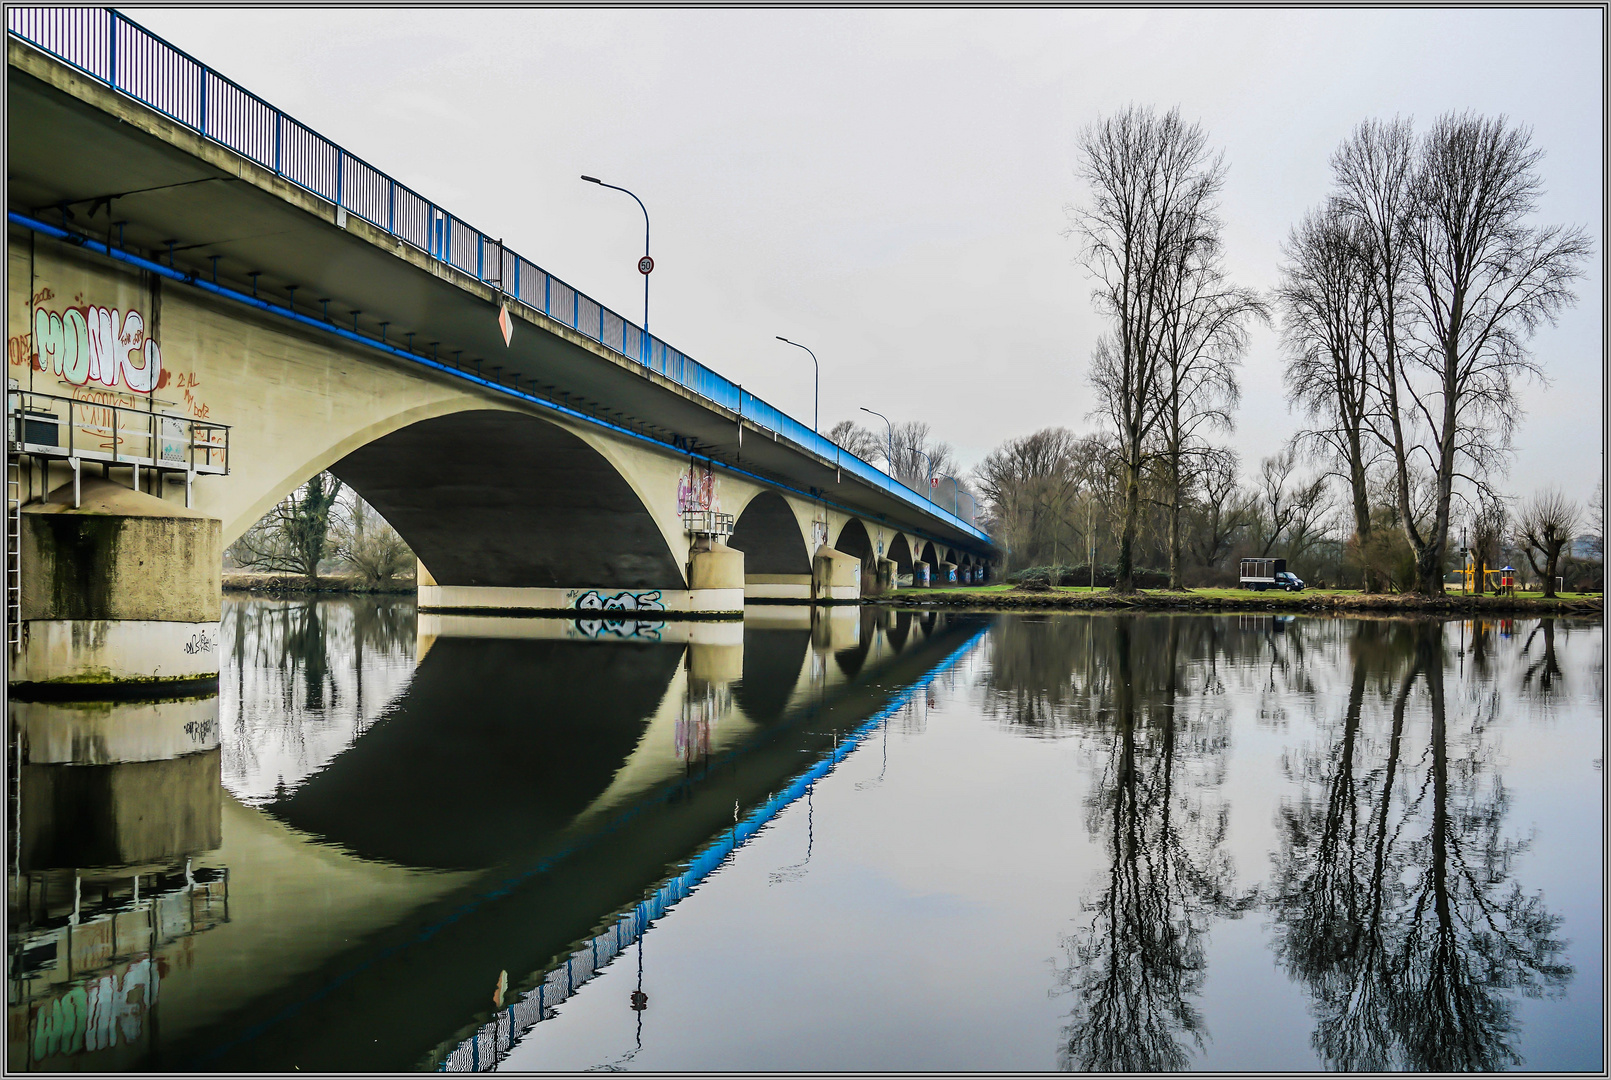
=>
[638,255,654,275]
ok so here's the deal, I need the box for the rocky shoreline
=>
[878,589,1604,618]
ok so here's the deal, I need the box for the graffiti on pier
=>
[183,717,217,743]
[566,589,668,642]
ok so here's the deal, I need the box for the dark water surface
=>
[8,600,1603,1071]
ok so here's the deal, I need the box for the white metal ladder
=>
[6,456,20,651]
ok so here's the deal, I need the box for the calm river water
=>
[8,599,1603,1071]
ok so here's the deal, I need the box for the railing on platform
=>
[681,508,734,538]
[7,387,230,476]
[5,7,986,541]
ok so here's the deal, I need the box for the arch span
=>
[918,540,939,569]
[887,534,913,573]
[835,519,874,565]
[727,491,810,575]
[330,410,684,590]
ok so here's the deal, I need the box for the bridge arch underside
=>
[835,519,875,568]
[330,410,684,595]
[887,534,914,574]
[728,491,812,603]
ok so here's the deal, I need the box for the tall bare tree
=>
[1398,114,1590,593]
[1278,201,1384,590]
[1334,115,1589,594]
[1075,105,1226,592]
[1517,489,1579,598]
[1156,254,1266,588]
[1331,117,1422,585]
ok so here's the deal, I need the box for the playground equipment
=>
[1463,551,1517,595]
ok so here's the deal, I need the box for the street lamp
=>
[580,176,651,332]
[775,337,819,435]
[908,445,934,501]
[859,407,894,476]
[936,472,961,515]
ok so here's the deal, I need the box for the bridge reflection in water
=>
[8,597,987,1072]
[10,607,1591,1072]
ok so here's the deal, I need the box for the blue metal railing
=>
[6,7,989,545]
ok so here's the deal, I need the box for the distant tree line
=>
[965,104,1594,595]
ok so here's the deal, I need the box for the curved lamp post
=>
[908,445,935,501]
[581,175,651,332]
[859,407,894,476]
[775,337,819,435]
[936,472,962,516]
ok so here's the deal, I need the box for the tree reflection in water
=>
[1269,620,1572,1071]
[1054,618,1255,1072]
[220,596,418,803]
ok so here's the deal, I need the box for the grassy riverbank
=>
[223,570,416,595]
[882,584,1603,617]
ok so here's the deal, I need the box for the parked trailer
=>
[1239,558,1304,592]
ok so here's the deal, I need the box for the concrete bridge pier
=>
[812,548,861,604]
[688,536,745,611]
[10,477,221,698]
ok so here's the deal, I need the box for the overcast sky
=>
[127,7,1605,505]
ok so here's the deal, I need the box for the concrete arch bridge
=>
[4,15,993,692]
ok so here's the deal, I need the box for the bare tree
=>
[1185,448,1253,571]
[229,472,345,587]
[1075,105,1226,592]
[1255,447,1333,567]
[1155,255,1266,588]
[1517,489,1579,598]
[975,427,1085,570]
[1589,480,1605,562]
[826,419,883,464]
[1465,494,1508,595]
[1337,114,1589,594]
[332,492,415,589]
[1331,118,1422,586]
[886,420,955,493]
[1278,200,1383,590]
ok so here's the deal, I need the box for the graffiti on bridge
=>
[569,590,665,613]
[567,589,667,642]
[29,304,163,394]
[677,463,720,516]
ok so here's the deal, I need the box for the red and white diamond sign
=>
[497,303,513,347]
